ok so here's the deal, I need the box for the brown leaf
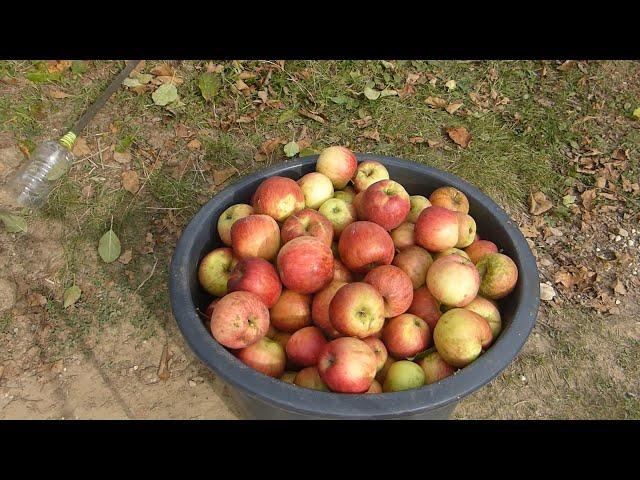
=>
[174,124,191,138]
[150,64,174,77]
[46,60,72,73]
[520,223,539,238]
[406,72,421,85]
[72,137,91,156]
[445,126,471,148]
[425,96,448,109]
[118,249,133,265]
[121,170,140,194]
[235,79,250,91]
[409,136,425,144]
[361,129,380,142]
[259,137,284,155]
[206,63,224,73]
[27,293,47,307]
[558,60,576,72]
[529,191,553,215]
[187,139,201,150]
[254,152,268,162]
[257,90,268,103]
[155,75,183,86]
[214,167,237,186]
[555,270,575,289]
[48,89,70,99]
[581,189,596,211]
[113,151,131,164]
[157,344,171,382]
[445,101,463,114]
[353,116,372,128]
[613,280,627,295]
[238,71,256,80]
[398,83,415,98]
[427,139,443,149]
[299,109,326,124]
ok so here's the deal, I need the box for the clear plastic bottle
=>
[5,132,75,208]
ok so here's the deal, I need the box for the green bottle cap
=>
[59,132,77,150]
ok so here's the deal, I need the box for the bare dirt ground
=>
[1,60,638,419]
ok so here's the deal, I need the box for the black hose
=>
[71,60,141,136]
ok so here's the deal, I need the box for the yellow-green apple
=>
[364,265,414,317]
[415,206,459,252]
[252,176,305,222]
[329,282,386,337]
[317,337,378,393]
[281,208,333,247]
[270,289,312,333]
[352,191,367,220]
[353,160,390,192]
[390,222,415,250]
[392,245,433,290]
[228,257,282,309]
[464,296,502,337]
[294,366,330,391]
[375,356,396,384]
[285,326,328,367]
[363,336,388,372]
[217,203,254,246]
[426,255,480,307]
[429,186,469,214]
[333,258,354,283]
[333,187,355,203]
[407,286,441,332]
[318,198,356,236]
[198,247,238,297]
[408,195,431,223]
[315,146,358,189]
[230,214,280,261]
[277,236,334,294]
[476,253,518,300]
[297,172,334,209]
[236,336,286,378]
[210,291,270,349]
[382,313,431,359]
[280,371,297,384]
[338,221,395,273]
[434,247,471,261]
[362,179,410,231]
[382,360,425,392]
[311,280,346,339]
[465,239,498,264]
[418,351,456,384]
[433,308,493,367]
[366,379,383,393]
[455,212,477,249]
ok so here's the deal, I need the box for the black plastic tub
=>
[169,155,539,419]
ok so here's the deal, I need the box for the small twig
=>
[135,257,158,293]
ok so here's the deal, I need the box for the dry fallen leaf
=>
[259,137,284,155]
[122,170,139,194]
[150,64,174,77]
[46,60,72,73]
[558,60,576,72]
[409,136,425,144]
[445,101,463,114]
[529,191,553,215]
[174,124,191,138]
[49,89,70,99]
[425,96,448,109]
[613,280,627,295]
[113,151,131,164]
[214,167,237,186]
[157,344,171,382]
[187,139,201,150]
[445,126,471,148]
[520,223,539,238]
[299,109,326,124]
[235,79,250,91]
[555,270,575,289]
[581,189,597,211]
[118,249,133,265]
[72,137,91,156]
[361,130,380,142]
[82,184,93,199]
[427,139,443,149]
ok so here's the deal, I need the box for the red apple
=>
[210,291,270,349]
[407,286,441,332]
[318,198,357,236]
[252,176,305,222]
[281,208,333,247]
[363,336,388,373]
[217,203,254,246]
[353,160,390,192]
[408,195,431,223]
[426,255,480,307]
[329,282,386,338]
[311,280,347,339]
[297,172,334,209]
[198,247,238,297]
[317,337,378,393]
[434,247,471,261]
[333,258,354,283]
[236,337,286,378]
[476,253,518,300]
[338,221,395,273]
[464,296,502,337]
[277,236,334,294]
[228,257,282,309]
[382,313,431,359]
[285,326,328,367]
[294,366,330,391]
[270,289,312,333]
[364,265,413,318]
[465,239,499,264]
[392,245,433,290]
[366,379,383,393]
[455,212,477,248]
[362,179,410,231]
[415,206,459,252]
[231,214,281,261]
[429,186,469,214]
[433,308,493,367]
[352,191,367,220]
[316,146,358,189]
[391,222,415,250]
[375,356,396,384]
[418,351,456,384]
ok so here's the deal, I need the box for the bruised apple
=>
[464,239,498,264]
[426,255,480,307]
[227,257,282,309]
[429,186,469,214]
[476,253,518,300]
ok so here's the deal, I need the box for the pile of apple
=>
[198,146,518,394]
